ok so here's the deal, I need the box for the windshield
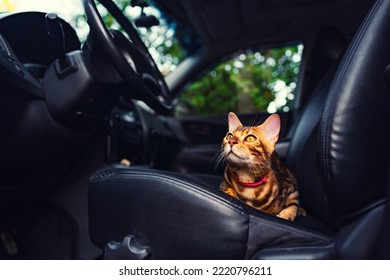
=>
[0,0,87,38]
[1,0,196,75]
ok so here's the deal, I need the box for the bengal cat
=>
[219,112,305,221]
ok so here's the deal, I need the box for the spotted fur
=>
[219,112,305,221]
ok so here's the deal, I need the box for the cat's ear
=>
[228,112,243,131]
[259,114,280,147]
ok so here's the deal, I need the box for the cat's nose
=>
[228,137,238,147]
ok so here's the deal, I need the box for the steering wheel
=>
[82,0,172,114]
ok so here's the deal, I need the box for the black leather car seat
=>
[88,0,390,259]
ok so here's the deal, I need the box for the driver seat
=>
[88,0,390,259]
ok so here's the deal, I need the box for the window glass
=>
[176,44,304,116]
[95,0,189,75]
[1,0,87,38]
[4,0,191,76]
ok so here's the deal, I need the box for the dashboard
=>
[0,12,80,66]
[0,12,81,97]
[0,11,181,191]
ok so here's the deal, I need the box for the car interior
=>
[1,0,390,259]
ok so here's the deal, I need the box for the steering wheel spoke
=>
[82,0,172,114]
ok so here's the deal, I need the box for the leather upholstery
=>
[319,0,390,219]
[88,0,390,259]
[285,27,347,228]
[287,65,339,228]
[89,168,332,259]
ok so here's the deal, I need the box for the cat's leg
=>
[277,191,300,221]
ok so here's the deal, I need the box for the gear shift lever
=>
[45,13,68,70]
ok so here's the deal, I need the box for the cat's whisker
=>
[250,115,261,127]
[215,153,226,168]
[210,151,222,166]
[210,149,226,173]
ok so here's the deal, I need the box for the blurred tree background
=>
[178,46,302,116]
[4,0,302,116]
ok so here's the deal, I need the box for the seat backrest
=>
[286,27,347,227]
[287,0,390,228]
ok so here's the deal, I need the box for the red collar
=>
[234,175,267,188]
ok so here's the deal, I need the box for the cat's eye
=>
[245,135,257,143]
[226,133,234,140]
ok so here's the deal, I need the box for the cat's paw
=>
[224,188,238,198]
[220,184,238,198]
[298,207,307,216]
[277,206,298,221]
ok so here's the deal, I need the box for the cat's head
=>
[222,112,280,170]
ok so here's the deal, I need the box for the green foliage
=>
[87,0,185,75]
[178,45,302,116]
